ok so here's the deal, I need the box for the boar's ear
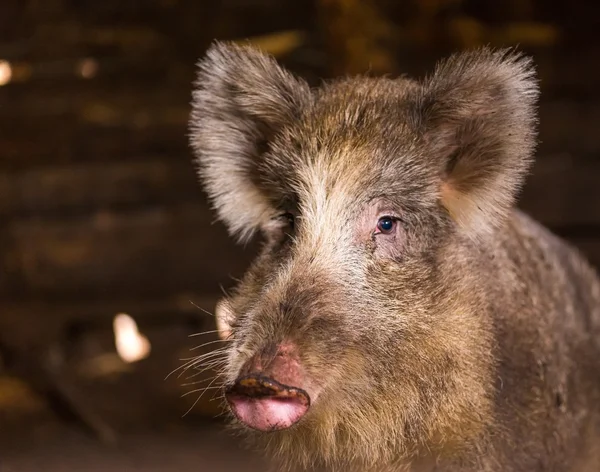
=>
[411,48,539,237]
[189,41,310,242]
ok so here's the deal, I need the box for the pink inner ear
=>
[440,179,490,235]
[440,180,460,215]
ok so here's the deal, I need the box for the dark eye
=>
[376,216,396,234]
[280,212,295,231]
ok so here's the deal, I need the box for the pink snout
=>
[225,343,312,432]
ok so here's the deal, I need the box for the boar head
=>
[189,43,538,471]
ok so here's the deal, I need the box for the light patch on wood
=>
[113,313,151,363]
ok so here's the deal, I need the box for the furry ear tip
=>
[425,46,540,112]
[442,46,536,75]
[199,40,271,68]
[500,48,539,96]
[494,47,538,80]
[195,41,249,78]
[197,41,237,71]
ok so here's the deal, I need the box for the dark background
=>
[0,1,599,471]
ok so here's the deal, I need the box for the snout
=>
[225,342,314,432]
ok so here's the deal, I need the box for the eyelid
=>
[377,213,402,222]
[271,211,294,220]
[273,212,295,232]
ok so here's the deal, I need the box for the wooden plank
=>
[0,159,200,218]
[3,97,600,168]
[535,48,600,100]
[518,153,600,228]
[0,293,221,350]
[0,119,187,170]
[0,81,191,121]
[537,101,600,155]
[2,204,256,299]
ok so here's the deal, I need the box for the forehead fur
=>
[262,77,441,211]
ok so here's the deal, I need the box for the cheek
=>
[359,226,406,262]
[372,230,405,260]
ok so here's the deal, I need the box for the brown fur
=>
[189,42,600,471]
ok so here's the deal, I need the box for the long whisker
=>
[209,387,228,403]
[185,362,228,381]
[178,352,227,377]
[177,361,225,379]
[218,284,230,298]
[182,375,223,417]
[189,300,216,317]
[181,385,223,398]
[180,376,220,387]
[188,329,221,338]
[165,348,229,380]
[178,345,229,362]
[181,375,224,387]
[184,349,229,365]
[190,359,227,373]
[189,338,232,351]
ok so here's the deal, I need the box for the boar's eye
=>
[279,212,295,231]
[264,211,296,241]
[376,216,396,234]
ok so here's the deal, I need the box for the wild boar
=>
[189,42,600,472]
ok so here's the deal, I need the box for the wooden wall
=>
[1,0,599,349]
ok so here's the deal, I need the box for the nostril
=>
[225,374,310,432]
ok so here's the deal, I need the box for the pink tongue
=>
[228,395,309,432]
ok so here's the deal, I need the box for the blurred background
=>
[0,1,599,471]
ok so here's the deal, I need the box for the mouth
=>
[225,374,311,432]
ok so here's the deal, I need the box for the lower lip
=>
[226,394,310,432]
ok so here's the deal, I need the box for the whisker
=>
[181,385,223,398]
[188,329,221,338]
[189,300,216,317]
[209,387,228,403]
[179,346,228,362]
[210,403,229,420]
[185,351,229,366]
[165,349,229,380]
[181,377,217,387]
[190,358,227,372]
[180,346,229,362]
[185,362,227,380]
[176,352,229,379]
[218,284,230,298]
[189,338,232,351]
[165,358,200,380]
[182,375,223,417]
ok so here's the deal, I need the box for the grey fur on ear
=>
[412,47,540,237]
[189,41,311,242]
